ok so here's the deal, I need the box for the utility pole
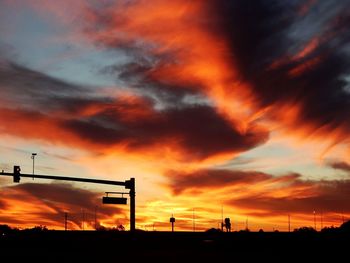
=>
[94,206,97,230]
[82,209,85,230]
[313,210,317,231]
[221,205,224,232]
[64,212,68,231]
[288,214,291,232]
[321,212,323,230]
[193,208,195,232]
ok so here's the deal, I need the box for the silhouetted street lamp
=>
[31,153,37,178]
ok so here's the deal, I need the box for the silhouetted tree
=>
[293,227,316,233]
[96,225,107,231]
[206,228,222,233]
[339,220,350,232]
[224,218,231,232]
[117,224,125,231]
[320,226,339,233]
[0,224,12,235]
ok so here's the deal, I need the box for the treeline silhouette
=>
[1,220,350,234]
[1,221,349,263]
[205,220,350,234]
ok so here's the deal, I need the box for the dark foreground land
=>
[1,231,349,262]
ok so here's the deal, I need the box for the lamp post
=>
[31,153,37,178]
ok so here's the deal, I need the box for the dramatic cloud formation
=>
[0,61,268,161]
[0,182,124,229]
[1,0,350,230]
[168,169,271,195]
[210,0,350,140]
[167,168,350,215]
[232,179,350,215]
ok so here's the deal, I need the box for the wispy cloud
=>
[0,182,124,229]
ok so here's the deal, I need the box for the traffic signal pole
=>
[0,169,136,232]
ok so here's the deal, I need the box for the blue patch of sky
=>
[287,0,345,55]
[0,3,129,88]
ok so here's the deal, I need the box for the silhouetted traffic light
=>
[13,165,20,183]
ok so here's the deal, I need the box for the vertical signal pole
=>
[127,178,136,232]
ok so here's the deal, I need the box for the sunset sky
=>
[1,0,350,232]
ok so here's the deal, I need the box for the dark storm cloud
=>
[62,104,268,159]
[0,61,267,159]
[209,0,350,133]
[100,58,204,108]
[168,169,271,195]
[0,61,106,113]
[329,161,350,173]
[0,61,84,97]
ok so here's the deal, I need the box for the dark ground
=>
[1,231,349,262]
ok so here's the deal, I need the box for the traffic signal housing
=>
[13,165,20,183]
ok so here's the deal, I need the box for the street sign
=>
[102,196,127,205]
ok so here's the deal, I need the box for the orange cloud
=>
[0,182,125,229]
[87,0,256,132]
[163,168,350,230]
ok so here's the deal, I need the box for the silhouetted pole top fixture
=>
[170,215,175,232]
